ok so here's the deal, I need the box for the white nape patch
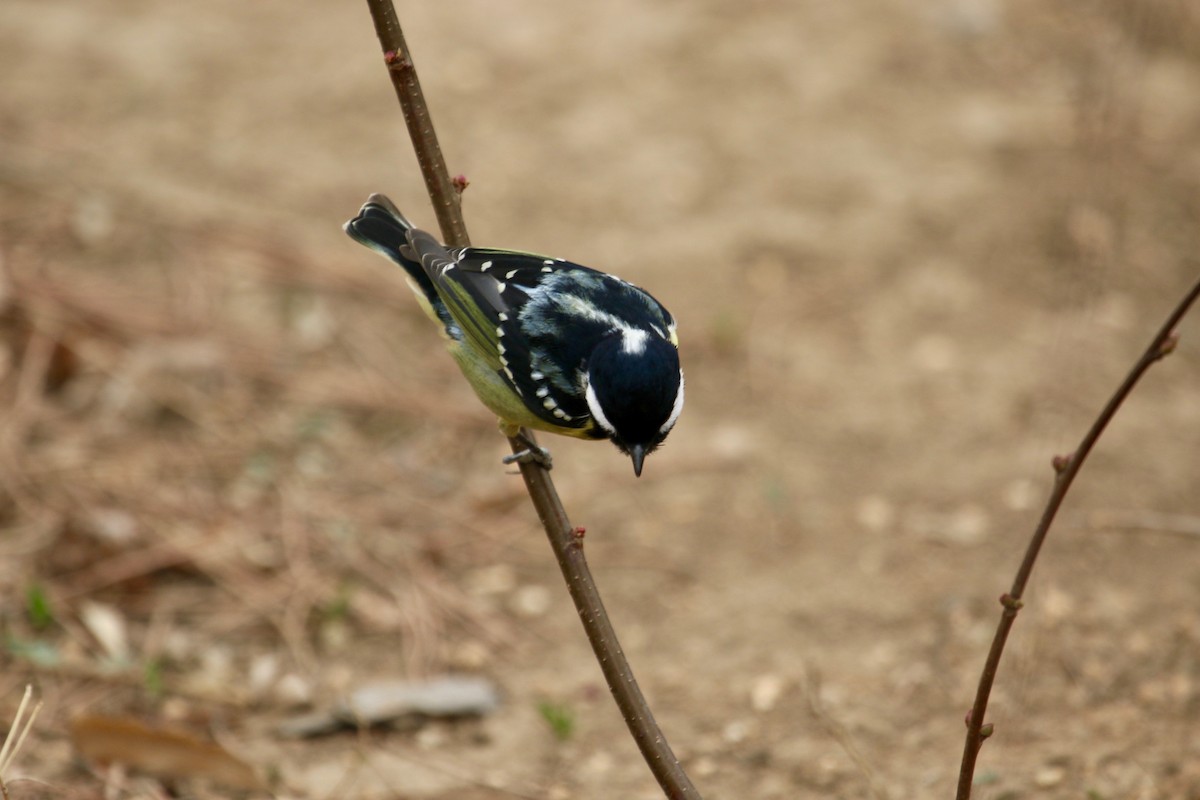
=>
[667,322,679,346]
[659,370,686,435]
[621,328,649,355]
[481,260,494,271]
[585,380,616,436]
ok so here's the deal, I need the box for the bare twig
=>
[0,685,44,800]
[362,3,700,797]
[956,277,1200,799]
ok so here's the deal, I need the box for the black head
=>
[584,330,684,477]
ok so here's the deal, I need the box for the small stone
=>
[750,674,786,712]
[275,673,313,707]
[911,334,957,372]
[511,584,552,617]
[855,495,895,533]
[86,508,139,545]
[1034,765,1065,787]
[248,653,280,696]
[1001,478,1037,511]
[583,750,615,777]
[467,564,517,595]
[722,719,751,743]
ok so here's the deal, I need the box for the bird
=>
[344,194,684,477]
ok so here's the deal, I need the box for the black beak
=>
[630,444,647,477]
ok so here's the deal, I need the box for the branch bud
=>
[999,593,1024,611]
[1156,332,1179,359]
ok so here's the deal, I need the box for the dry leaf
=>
[70,715,263,792]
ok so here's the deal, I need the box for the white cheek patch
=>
[585,380,617,436]
[659,370,685,435]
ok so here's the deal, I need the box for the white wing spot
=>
[530,371,544,381]
[535,386,549,398]
[553,409,568,419]
[506,269,519,280]
[498,342,506,355]
[543,259,555,265]
[542,397,558,410]
[541,265,553,273]
[495,325,504,338]
[481,260,493,271]
[498,312,508,322]
[503,366,515,381]
[497,282,507,292]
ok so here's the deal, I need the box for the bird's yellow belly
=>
[449,346,596,440]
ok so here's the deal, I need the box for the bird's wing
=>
[408,238,598,429]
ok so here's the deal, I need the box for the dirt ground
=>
[2,1,1200,798]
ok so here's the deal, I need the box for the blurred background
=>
[2,1,1199,797]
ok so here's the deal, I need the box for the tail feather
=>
[343,194,417,266]
[344,194,461,339]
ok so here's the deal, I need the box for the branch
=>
[955,276,1200,799]
[362,3,700,797]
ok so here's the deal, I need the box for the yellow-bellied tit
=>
[344,194,684,477]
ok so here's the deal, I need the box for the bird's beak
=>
[630,444,647,478]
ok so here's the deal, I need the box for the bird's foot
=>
[502,431,553,470]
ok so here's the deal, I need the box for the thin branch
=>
[362,3,700,797]
[956,276,1200,799]
[364,0,468,249]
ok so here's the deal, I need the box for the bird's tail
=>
[343,194,420,266]
[344,194,460,339]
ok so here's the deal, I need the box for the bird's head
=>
[584,329,684,477]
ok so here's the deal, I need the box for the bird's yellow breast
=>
[446,340,596,440]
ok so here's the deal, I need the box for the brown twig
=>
[955,276,1200,799]
[362,3,700,797]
